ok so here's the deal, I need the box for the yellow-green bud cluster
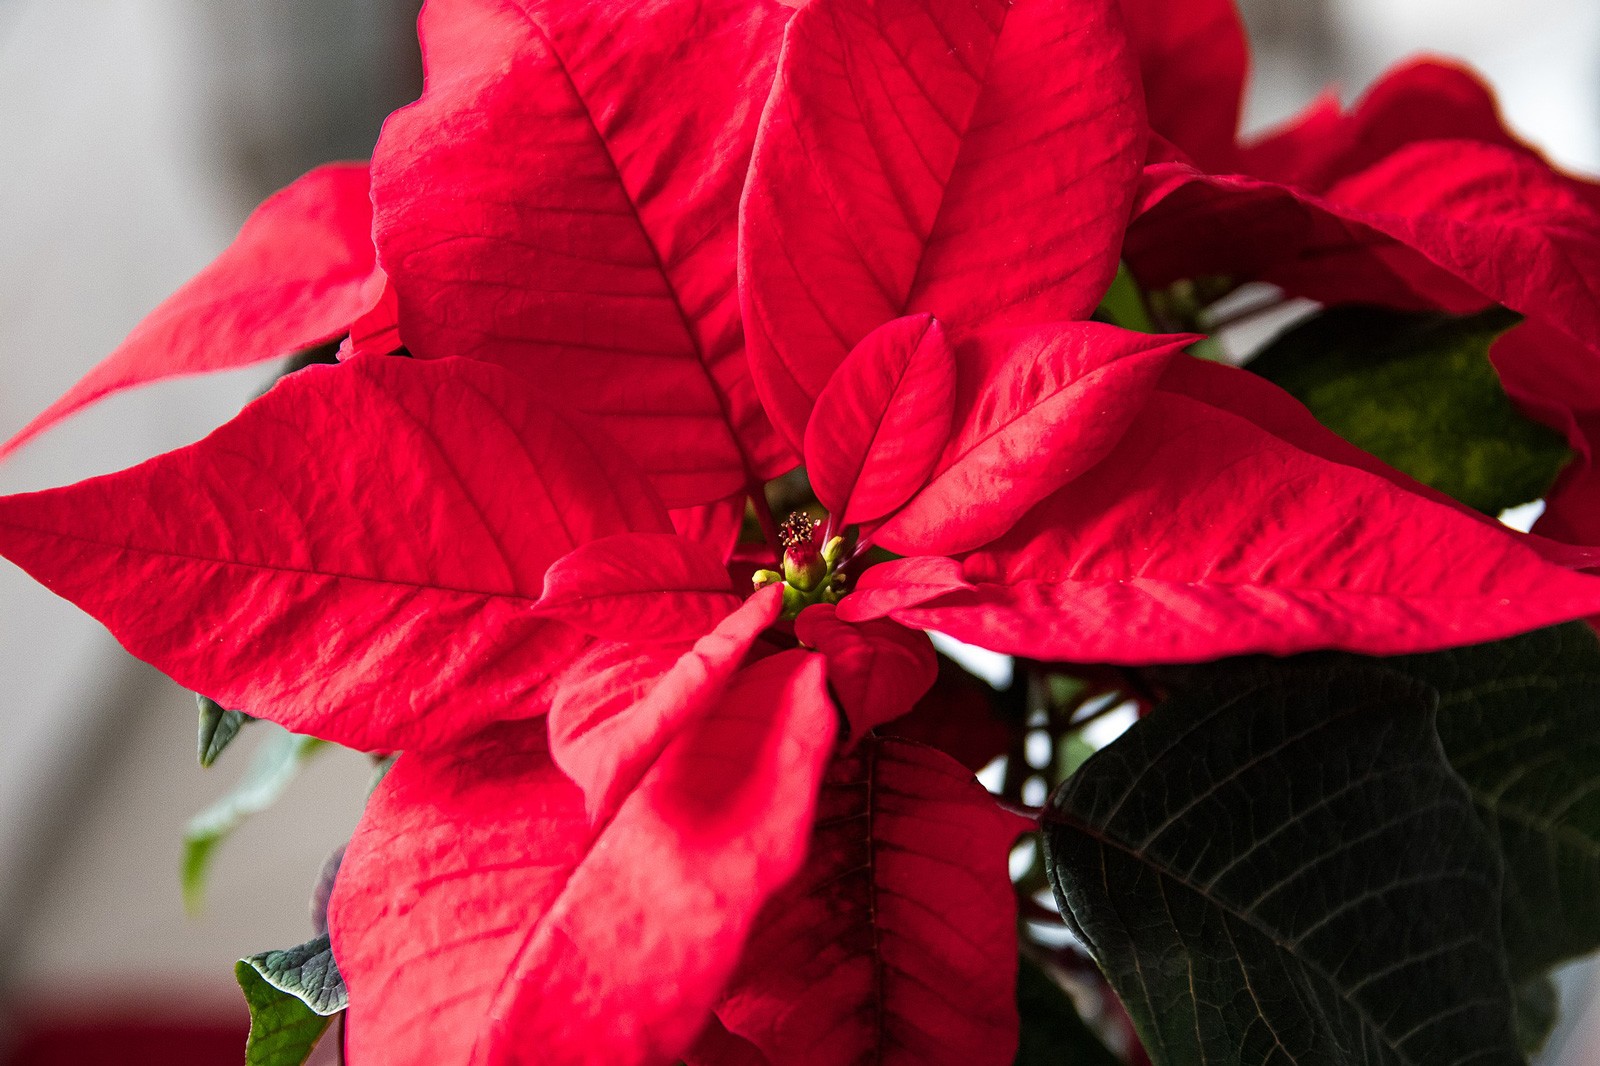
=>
[754,531,848,619]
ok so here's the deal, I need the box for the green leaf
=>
[242,932,348,1015]
[1371,623,1600,978]
[1014,955,1120,1066]
[196,694,251,768]
[1248,306,1569,514]
[182,724,326,912]
[235,932,345,1066]
[1095,262,1155,333]
[1043,663,1523,1066]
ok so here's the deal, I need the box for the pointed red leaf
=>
[794,604,936,740]
[741,0,1145,444]
[533,533,742,644]
[1131,141,1600,374]
[1117,0,1248,170]
[875,323,1190,556]
[2,164,382,460]
[0,355,668,752]
[804,315,956,526]
[332,650,838,1066]
[550,585,782,821]
[1240,58,1525,191]
[846,387,1600,660]
[715,738,1027,1066]
[372,0,793,506]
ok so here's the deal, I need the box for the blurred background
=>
[0,0,1597,1061]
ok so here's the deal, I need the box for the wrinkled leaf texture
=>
[372,0,793,506]
[741,0,1145,445]
[331,651,837,1066]
[0,355,668,753]
[707,738,1028,1066]
[841,359,1600,660]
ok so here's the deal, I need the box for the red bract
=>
[333,651,837,1066]
[741,0,1146,445]
[1118,0,1600,540]
[0,164,384,460]
[371,0,795,507]
[0,355,668,753]
[839,358,1600,661]
[703,739,1029,1066]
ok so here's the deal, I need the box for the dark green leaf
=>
[196,694,251,768]
[1514,975,1558,1057]
[235,933,344,1066]
[1043,663,1522,1066]
[1014,955,1120,1066]
[1248,306,1569,514]
[1372,623,1600,978]
[182,724,326,912]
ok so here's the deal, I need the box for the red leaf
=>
[845,387,1600,660]
[372,0,793,506]
[881,656,1014,774]
[688,1020,772,1066]
[0,355,668,752]
[875,323,1189,556]
[794,604,936,740]
[550,585,783,821]
[332,650,838,1066]
[673,495,749,563]
[1131,141,1600,367]
[1117,0,1248,170]
[533,533,742,643]
[741,0,1145,444]
[805,315,957,526]
[1,164,381,460]
[714,738,1027,1066]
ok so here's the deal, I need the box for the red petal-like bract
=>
[1132,143,1600,365]
[550,585,782,821]
[741,0,1145,444]
[805,315,956,527]
[1116,0,1247,170]
[0,356,668,752]
[333,650,837,1066]
[881,656,1013,774]
[794,604,936,741]
[533,533,742,644]
[710,739,1027,1066]
[372,0,793,506]
[875,324,1190,556]
[843,368,1600,660]
[1,164,382,460]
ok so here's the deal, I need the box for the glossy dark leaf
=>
[1043,663,1522,1066]
[1372,623,1600,978]
[1249,305,1569,514]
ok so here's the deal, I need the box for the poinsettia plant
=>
[6,0,1600,1062]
